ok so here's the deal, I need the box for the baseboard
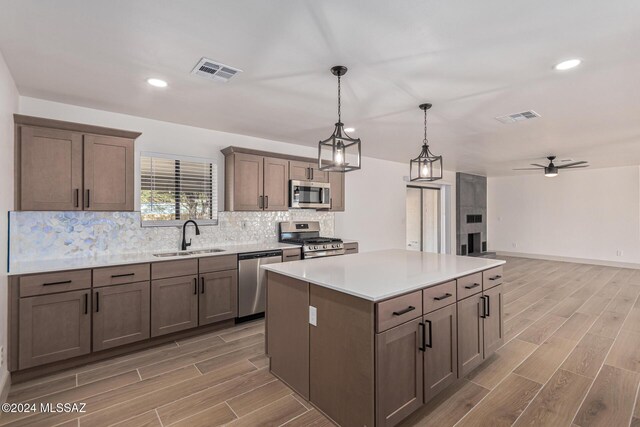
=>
[495,251,640,269]
[0,370,10,403]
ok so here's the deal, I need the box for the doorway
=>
[406,186,443,253]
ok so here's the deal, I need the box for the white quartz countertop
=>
[9,242,301,276]
[262,249,505,302]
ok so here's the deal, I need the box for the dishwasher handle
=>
[238,250,283,260]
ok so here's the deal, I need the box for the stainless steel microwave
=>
[290,180,331,209]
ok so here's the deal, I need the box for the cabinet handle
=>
[392,305,415,316]
[311,168,314,180]
[306,167,310,180]
[264,195,269,209]
[285,254,299,258]
[489,275,502,281]
[418,322,426,352]
[84,293,88,315]
[465,283,480,289]
[433,293,452,301]
[95,292,100,313]
[200,277,205,294]
[43,280,72,286]
[74,189,79,208]
[85,189,91,208]
[479,296,487,318]
[330,198,333,210]
[111,273,135,278]
[485,295,491,317]
[425,319,433,348]
[193,278,197,295]
[258,195,263,209]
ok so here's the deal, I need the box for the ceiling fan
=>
[513,156,589,177]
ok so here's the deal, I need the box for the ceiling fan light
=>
[544,166,558,177]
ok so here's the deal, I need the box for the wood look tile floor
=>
[2,257,640,427]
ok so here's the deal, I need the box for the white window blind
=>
[140,153,218,225]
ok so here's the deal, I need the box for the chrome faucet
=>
[181,220,201,251]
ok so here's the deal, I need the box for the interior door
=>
[405,186,442,253]
[20,126,83,211]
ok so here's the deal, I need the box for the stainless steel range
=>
[279,221,344,259]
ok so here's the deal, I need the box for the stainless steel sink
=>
[152,248,225,258]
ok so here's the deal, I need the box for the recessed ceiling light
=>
[147,78,168,88]
[344,127,355,133]
[553,59,581,71]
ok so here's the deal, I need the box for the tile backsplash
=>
[9,210,334,263]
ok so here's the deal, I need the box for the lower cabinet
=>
[423,304,458,403]
[457,284,504,377]
[376,318,424,427]
[19,290,91,369]
[151,275,198,337]
[93,282,150,351]
[199,270,238,325]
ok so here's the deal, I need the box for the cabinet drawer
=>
[376,291,422,333]
[282,248,302,262]
[20,270,91,297]
[423,281,456,314]
[152,259,198,280]
[483,266,504,290]
[344,242,359,254]
[93,263,150,287]
[199,255,237,273]
[457,272,483,300]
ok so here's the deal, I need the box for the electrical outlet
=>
[617,250,623,257]
[309,306,317,326]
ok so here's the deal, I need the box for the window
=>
[140,153,218,225]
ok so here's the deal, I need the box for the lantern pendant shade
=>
[410,103,443,182]
[318,66,362,172]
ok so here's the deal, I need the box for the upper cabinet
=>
[15,115,140,212]
[222,146,345,212]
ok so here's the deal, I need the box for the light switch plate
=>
[309,306,317,326]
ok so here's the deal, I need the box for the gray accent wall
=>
[456,173,487,256]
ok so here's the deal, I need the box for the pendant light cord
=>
[337,75,342,123]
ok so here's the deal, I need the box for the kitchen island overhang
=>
[262,249,506,427]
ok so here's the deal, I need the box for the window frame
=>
[140,151,218,227]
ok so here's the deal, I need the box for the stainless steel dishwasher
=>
[237,250,282,318]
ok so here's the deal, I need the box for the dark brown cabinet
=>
[93,282,150,351]
[423,304,458,402]
[224,152,288,211]
[376,318,424,427]
[18,126,83,211]
[83,135,134,211]
[457,293,485,377]
[329,172,345,211]
[199,270,238,325]
[18,290,91,369]
[14,115,140,212]
[151,275,199,337]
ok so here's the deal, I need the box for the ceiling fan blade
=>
[563,165,590,169]
[513,168,542,170]
[530,164,547,167]
[557,161,588,168]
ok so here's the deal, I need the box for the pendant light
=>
[318,66,361,172]
[410,103,442,181]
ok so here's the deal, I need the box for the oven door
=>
[290,180,331,209]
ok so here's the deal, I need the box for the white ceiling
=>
[1,0,639,175]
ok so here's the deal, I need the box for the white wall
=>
[0,51,19,398]
[488,166,640,265]
[20,96,427,252]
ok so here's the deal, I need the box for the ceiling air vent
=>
[191,57,242,82]
[495,110,541,124]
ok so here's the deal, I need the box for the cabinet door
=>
[423,304,458,403]
[93,282,151,351]
[233,153,264,211]
[310,165,329,183]
[329,172,345,211]
[199,270,238,326]
[151,275,198,337]
[457,294,484,377]
[376,318,424,427]
[289,160,311,181]
[83,135,134,211]
[483,284,504,357]
[263,157,289,211]
[19,290,91,369]
[19,126,83,211]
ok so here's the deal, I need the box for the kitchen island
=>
[262,249,505,427]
